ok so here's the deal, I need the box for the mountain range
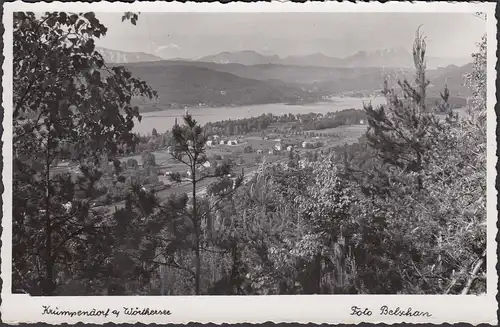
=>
[98,47,471,70]
[198,48,470,69]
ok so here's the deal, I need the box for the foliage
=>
[122,12,140,25]
[464,35,487,124]
[141,150,156,168]
[345,28,487,294]
[12,11,156,295]
[363,30,447,189]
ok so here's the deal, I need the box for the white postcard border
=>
[2,1,498,325]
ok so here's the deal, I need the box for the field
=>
[308,124,368,146]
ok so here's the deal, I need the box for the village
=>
[47,105,370,218]
[47,114,367,215]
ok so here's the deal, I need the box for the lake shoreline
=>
[133,96,387,135]
[137,99,336,115]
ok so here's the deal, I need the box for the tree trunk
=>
[461,251,486,295]
[230,242,241,294]
[43,131,54,296]
[301,254,322,294]
[192,171,201,295]
[314,254,322,293]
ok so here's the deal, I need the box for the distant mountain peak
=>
[198,50,281,66]
[237,50,261,54]
[96,47,163,64]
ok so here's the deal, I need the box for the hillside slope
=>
[124,64,320,111]
[125,60,472,98]
[125,60,409,85]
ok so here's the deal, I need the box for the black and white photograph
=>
[2,1,497,325]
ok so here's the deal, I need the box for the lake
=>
[132,96,387,135]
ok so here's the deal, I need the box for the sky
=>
[94,12,486,60]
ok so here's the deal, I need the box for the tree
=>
[141,150,156,168]
[344,29,488,294]
[465,34,487,125]
[217,153,356,295]
[363,27,444,190]
[127,158,139,169]
[12,11,156,295]
[169,114,243,294]
[152,128,158,137]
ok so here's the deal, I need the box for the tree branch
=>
[461,250,486,295]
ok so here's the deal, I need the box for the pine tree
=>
[363,27,445,189]
[169,114,243,294]
[352,29,487,294]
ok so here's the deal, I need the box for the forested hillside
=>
[124,64,320,110]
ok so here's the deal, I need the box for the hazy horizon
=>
[94,12,486,60]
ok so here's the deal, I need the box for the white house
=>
[286,145,293,152]
[275,143,282,151]
[257,149,263,155]
[213,135,221,140]
[227,140,235,146]
[206,140,213,147]
[302,141,311,148]
[359,119,365,125]
[220,140,226,145]
[269,149,277,155]
[202,161,211,168]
